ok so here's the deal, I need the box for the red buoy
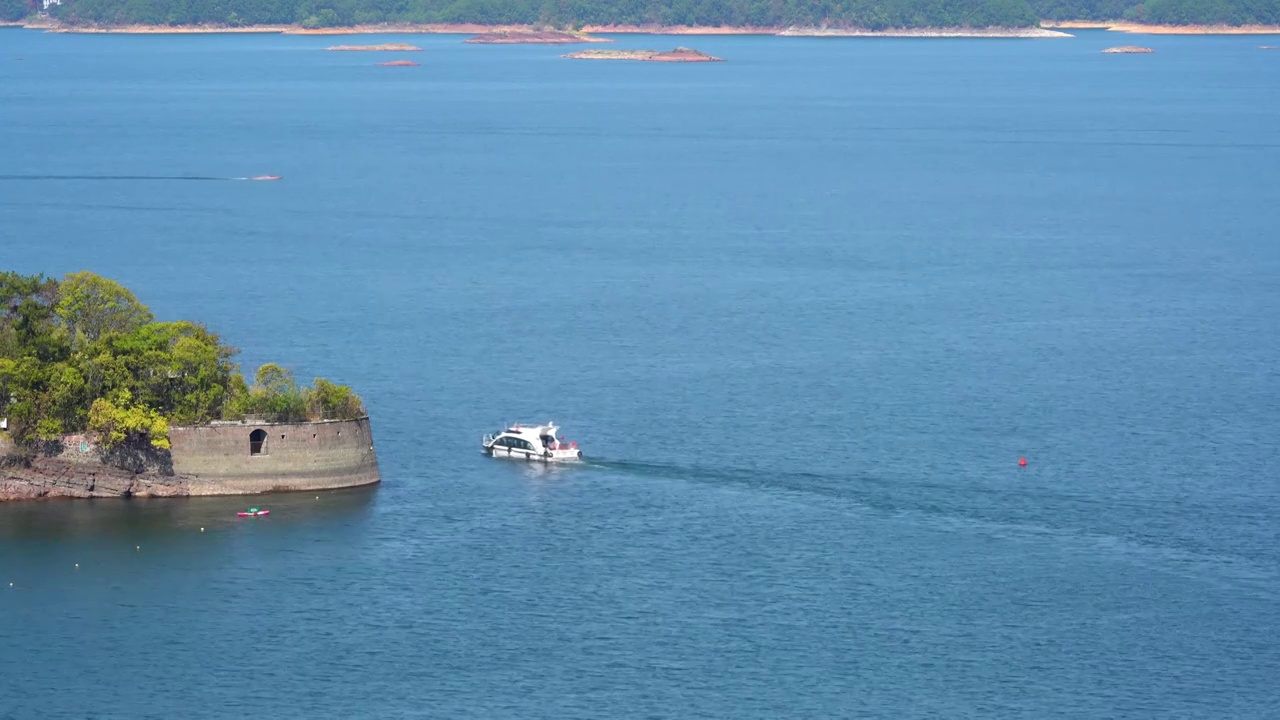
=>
[1018,457,1028,467]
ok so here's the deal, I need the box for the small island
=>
[562,47,724,62]
[464,29,608,44]
[1,271,379,500]
[1102,45,1155,53]
[376,59,420,66]
[326,43,421,51]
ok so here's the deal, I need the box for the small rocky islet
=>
[1101,45,1155,53]
[325,43,422,51]
[376,60,420,66]
[562,47,723,62]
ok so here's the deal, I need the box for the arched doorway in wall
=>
[249,429,267,455]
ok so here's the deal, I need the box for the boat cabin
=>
[483,422,582,462]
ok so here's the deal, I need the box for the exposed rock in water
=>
[1261,45,1279,49]
[562,47,724,62]
[465,30,607,44]
[1101,45,1154,53]
[377,60,420,66]
[326,43,422,51]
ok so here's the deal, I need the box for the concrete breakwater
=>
[0,417,379,501]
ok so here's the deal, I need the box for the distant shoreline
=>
[777,26,1070,38]
[11,19,1280,37]
[14,21,1068,38]
[1043,21,1280,35]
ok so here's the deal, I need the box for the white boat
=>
[482,422,583,462]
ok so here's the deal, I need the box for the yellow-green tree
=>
[55,271,154,345]
[88,390,171,450]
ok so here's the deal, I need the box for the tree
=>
[0,271,61,359]
[0,0,30,22]
[306,377,366,420]
[88,391,171,450]
[2,269,368,455]
[226,363,310,422]
[55,271,154,345]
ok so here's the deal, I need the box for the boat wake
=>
[583,458,873,502]
[580,458,1276,589]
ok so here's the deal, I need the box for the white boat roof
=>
[505,422,558,435]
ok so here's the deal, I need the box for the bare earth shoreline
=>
[1044,21,1280,34]
[8,19,1280,37]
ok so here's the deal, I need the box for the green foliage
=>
[228,363,310,422]
[0,270,366,453]
[51,0,1050,29]
[1026,0,1279,22]
[88,391,171,450]
[0,271,63,361]
[307,377,366,421]
[226,364,366,422]
[49,0,1280,27]
[56,270,154,345]
[0,0,30,22]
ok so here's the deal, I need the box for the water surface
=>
[2,28,1279,719]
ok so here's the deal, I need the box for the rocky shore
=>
[581,24,774,34]
[1046,21,1280,34]
[563,47,723,62]
[779,26,1072,37]
[1,453,191,500]
[16,20,1079,39]
[24,18,1274,39]
[376,60,420,66]
[464,29,608,44]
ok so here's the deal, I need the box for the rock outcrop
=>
[1102,45,1155,53]
[326,43,422,51]
[562,47,723,62]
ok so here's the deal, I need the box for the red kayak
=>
[236,509,270,517]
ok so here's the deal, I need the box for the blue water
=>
[2,28,1279,718]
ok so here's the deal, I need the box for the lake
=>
[1,27,1278,718]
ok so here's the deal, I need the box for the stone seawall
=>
[0,418,379,501]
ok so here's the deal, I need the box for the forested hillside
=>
[1,0,32,21]
[38,0,1045,29]
[5,0,1277,31]
[1029,0,1279,22]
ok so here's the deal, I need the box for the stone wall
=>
[170,417,380,495]
[0,418,379,501]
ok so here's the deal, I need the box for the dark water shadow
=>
[0,175,247,181]
[0,486,378,542]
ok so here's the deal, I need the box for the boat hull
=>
[484,446,583,463]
